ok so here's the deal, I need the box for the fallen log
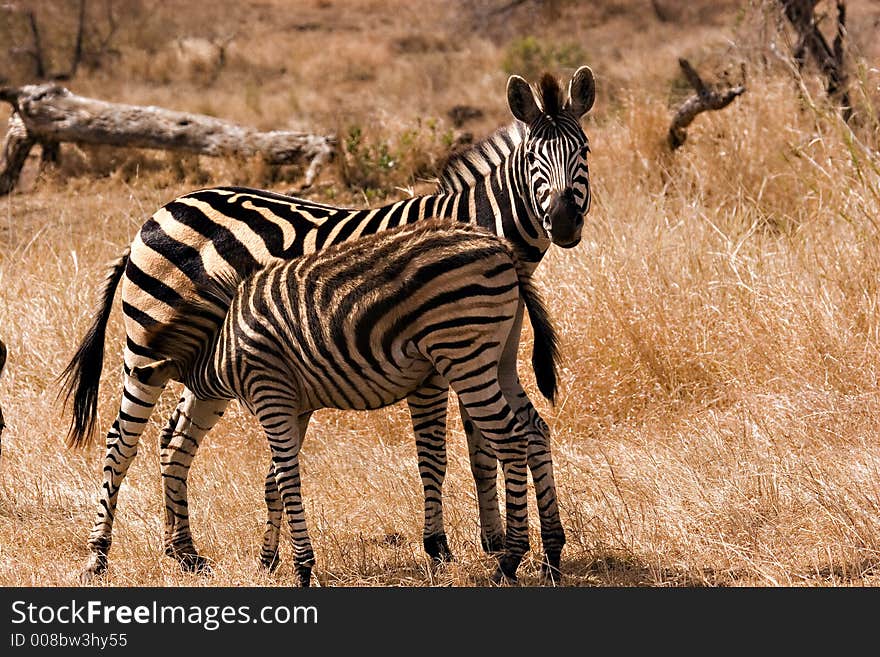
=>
[0,83,336,195]
[668,59,746,151]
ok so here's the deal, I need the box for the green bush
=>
[339,119,455,200]
[502,35,587,80]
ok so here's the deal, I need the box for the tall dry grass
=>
[1,0,880,586]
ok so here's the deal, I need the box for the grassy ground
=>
[2,0,880,586]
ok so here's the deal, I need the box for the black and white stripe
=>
[130,220,560,585]
[61,67,595,583]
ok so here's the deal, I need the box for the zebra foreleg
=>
[159,390,228,573]
[260,411,312,572]
[80,371,166,583]
[407,373,455,563]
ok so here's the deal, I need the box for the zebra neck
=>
[435,123,550,264]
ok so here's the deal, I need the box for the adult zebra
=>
[131,220,560,585]
[61,66,595,583]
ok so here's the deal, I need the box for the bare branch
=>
[67,0,87,79]
[779,0,851,122]
[678,58,709,98]
[669,59,746,150]
[26,7,46,79]
[0,112,36,195]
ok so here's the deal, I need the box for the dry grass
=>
[2,0,880,587]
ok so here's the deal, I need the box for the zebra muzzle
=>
[545,189,583,248]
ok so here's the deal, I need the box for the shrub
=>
[501,35,586,80]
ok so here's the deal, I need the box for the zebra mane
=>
[538,72,563,117]
[437,121,525,193]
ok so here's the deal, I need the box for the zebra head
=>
[508,66,595,249]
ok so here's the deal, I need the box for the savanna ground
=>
[2,0,880,587]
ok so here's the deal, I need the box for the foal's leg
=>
[448,376,530,583]
[509,396,564,583]
[459,302,565,582]
[406,372,455,562]
[429,330,530,583]
[260,411,312,571]
[458,304,526,554]
[254,401,312,586]
[158,389,229,571]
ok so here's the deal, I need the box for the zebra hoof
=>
[540,555,563,586]
[481,533,506,555]
[424,534,455,563]
[79,553,108,584]
[490,567,518,586]
[178,553,213,575]
[260,552,282,573]
[490,552,523,585]
[295,564,312,587]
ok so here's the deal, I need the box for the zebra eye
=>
[579,143,591,158]
[525,152,537,167]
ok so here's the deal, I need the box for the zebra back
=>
[140,220,560,407]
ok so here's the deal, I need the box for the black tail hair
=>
[518,274,559,404]
[58,248,130,448]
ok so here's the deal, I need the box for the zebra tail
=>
[58,247,130,448]
[518,273,559,405]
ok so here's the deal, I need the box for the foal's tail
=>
[517,272,559,405]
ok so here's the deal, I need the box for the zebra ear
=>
[507,74,542,125]
[566,66,596,118]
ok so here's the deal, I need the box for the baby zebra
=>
[132,219,561,585]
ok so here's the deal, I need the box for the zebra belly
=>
[296,349,435,413]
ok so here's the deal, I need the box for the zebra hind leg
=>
[460,402,506,555]
[159,391,229,573]
[80,371,167,583]
[253,399,312,587]
[460,396,530,584]
[407,373,455,563]
[496,312,566,584]
[443,370,529,584]
[260,460,283,571]
[458,307,526,557]
[518,401,565,585]
[259,411,312,572]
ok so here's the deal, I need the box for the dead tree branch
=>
[3,3,49,79]
[0,112,35,195]
[65,0,87,80]
[0,84,336,195]
[780,0,851,122]
[668,59,746,151]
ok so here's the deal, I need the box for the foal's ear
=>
[507,74,542,125]
[566,66,596,118]
[131,359,180,387]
